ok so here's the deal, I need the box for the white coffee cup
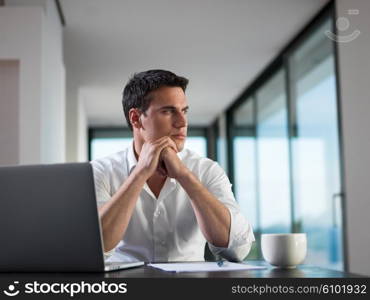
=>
[261,233,307,268]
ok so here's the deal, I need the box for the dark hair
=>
[122,69,189,130]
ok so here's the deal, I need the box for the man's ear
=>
[129,108,142,129]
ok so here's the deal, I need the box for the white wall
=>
[77,92,88,162]
[0,6,43,164]
[336,0,370,276]
[65,71,80,162]
[0,60,19,165]
[41,0,66,163]
[0,1,65,165]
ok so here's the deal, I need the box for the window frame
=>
[225,1,347,270]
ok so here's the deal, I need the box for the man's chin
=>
[175,141,185,152]
[169,137,184,152]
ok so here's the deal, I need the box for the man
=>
[91,69,255,263]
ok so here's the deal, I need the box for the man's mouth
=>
[172,134,186,140]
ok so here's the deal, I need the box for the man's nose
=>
[174,111,187,128]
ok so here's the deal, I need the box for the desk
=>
[1,260,362,279]
[102,260,363,278]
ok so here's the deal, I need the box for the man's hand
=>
[135,137,177,179]
[161,146,189,179]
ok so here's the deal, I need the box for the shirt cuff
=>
[208,207,255,262]
[103,248,115,260]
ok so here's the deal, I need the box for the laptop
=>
[0,163,144,272]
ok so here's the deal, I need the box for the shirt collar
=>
[127,141,186,175]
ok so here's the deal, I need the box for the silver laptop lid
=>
[0,163,105,272]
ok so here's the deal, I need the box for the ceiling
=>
[61,0,330,127]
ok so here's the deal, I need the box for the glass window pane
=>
[289,18,343,270]
[232,99,257,229]
[90,136,207,160]
[91,138,133,160]
[232,99,259,259]
[256,69,291,233]
[184,136,207,157]
[234,137,257,228]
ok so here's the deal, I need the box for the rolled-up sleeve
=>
[203,161,255,262]
[90,160,115,259]
[90,160,112,208]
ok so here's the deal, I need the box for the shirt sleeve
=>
[202,161,255,262]
[90,160,115,260]
[90,159,112,208]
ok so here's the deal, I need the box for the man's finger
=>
[152,136,171,145]
[168,138,179,152]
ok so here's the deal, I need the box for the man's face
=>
[138,86,188,151]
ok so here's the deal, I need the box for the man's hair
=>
[122,69,189,130]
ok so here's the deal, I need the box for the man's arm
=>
[162,148,255,261]
[177,170,231,247]
[98,169,147,252]
[98,137,176,252]
[161,148,231,248]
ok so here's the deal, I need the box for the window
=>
[231,98,258,258]
[227,6,344,269]
[89,129,132,161]
[184,136,207,158]
[89,128,208,161]
[289,17,343,270]
[91,138,133,160]
[256,69,291,234]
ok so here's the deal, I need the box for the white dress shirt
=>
[91,143,255,263]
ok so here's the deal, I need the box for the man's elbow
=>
[104,245,115,253]
[102,237,118,253]
[224,241,253,262]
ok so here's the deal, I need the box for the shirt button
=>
[154,210,161,217]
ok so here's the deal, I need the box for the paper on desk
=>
[147,262,266,273]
